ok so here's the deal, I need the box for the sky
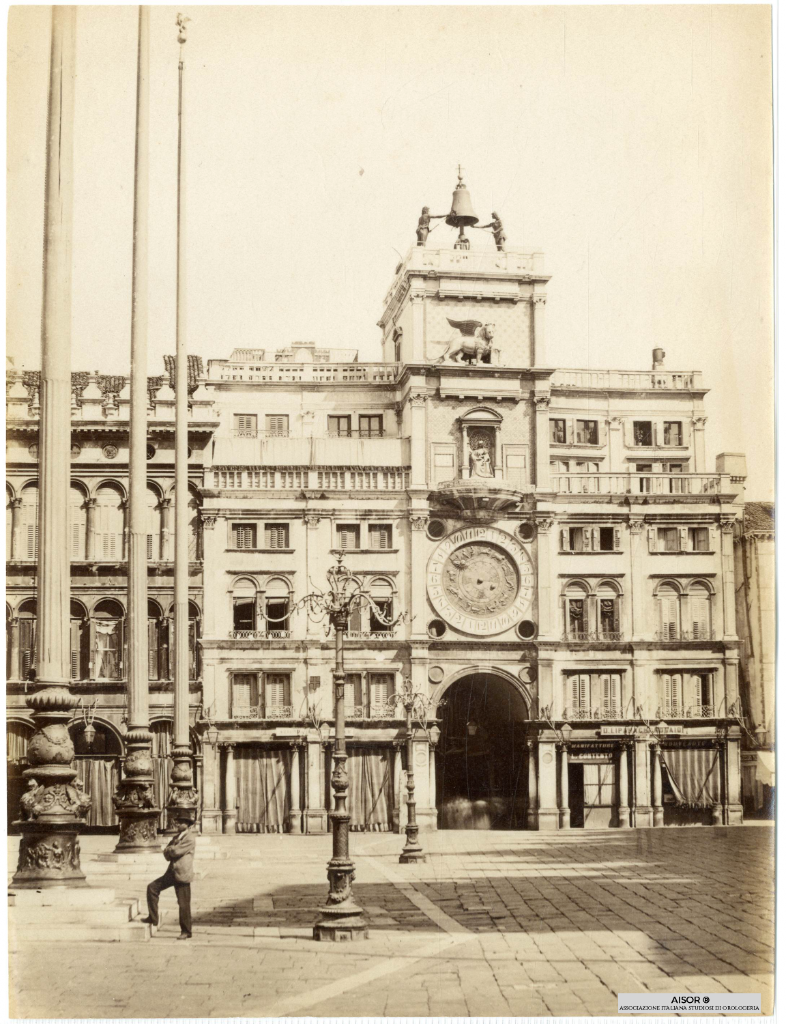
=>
[6,5,774,497]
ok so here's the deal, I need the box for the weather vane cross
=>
[176,13,190,45]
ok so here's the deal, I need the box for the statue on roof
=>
[478,212,506,251]
[416,206,448,246]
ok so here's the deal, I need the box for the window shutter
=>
[614,527,621,550]
[652,422,658,447]
[265,674,289,710]
[580,674,589,707]
[659,594,679,639]
[679,527,689,551]
[602,674,620,716]
[690,674,703,710]
[566,419,575,443]
[70,620,81,680]
[690,594,710,639]
[349,603,362,633]
[148,619,158,678]
[591,527,600,551]
[647,528,656,553]
[582,527,591,550]
[370,675,393,708]
[27,523,36,560]
[560,528,569,551]
[570,674,579,707]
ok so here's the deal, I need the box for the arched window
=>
[263,579,290,637]
[148,600,169,680]
[369,578,395,635]
[20,484,38,561]
[147,487,162,561]
[564,581,589,639]
[17,599,36,679]
[656,582,681,640]
[69,485,87,560]
[93,599,125,680]
[189,601,201,679]
[687,581,712,641]
[232,579,257,633]
[597,582,620,640]
[6,490,13,560]
[70,600,89,680]
[95,484,125,561]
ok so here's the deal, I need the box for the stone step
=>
[8,889,152,943]
[8,886,117,908]
[10,902,140,926]
[11,921,151,943]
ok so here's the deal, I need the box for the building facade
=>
[6,242,747,834]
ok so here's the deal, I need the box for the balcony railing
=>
[231,428,290,439]
[231,705,295,720]
[552,473,725,496]
[214,363,399,384]
[562,630,624,643]
[229,630,293,640]
[346,630,396,640]
[655,628,715,642]
[552,368,701,391]
[343,705,400,720]
[656,704,716,719]
[210,467,410,492]
[562,706,624,721]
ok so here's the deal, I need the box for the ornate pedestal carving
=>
[113,727,160,852]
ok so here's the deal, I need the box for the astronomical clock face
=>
[427,526,535,635]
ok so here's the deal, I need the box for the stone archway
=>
[435,670,530,830]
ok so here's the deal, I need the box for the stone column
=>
[9,614,20,679]
[168,24,197,827]
[537,739,559,830]
[633,737,653,827]
[534,393,551,492]
[531,294,546,365]
[200,739,221,834]
[13,6,86,888]
[535,516,555,639]
[692,416,707,473]
[720,518,737,640]
[526,740,538,829]
[651,743,664,826]
[409,392,428,489]
[9,498,23,559]
[617,743,630,828]
[726,733,743,824]
[222,744,237,833]
[84,498,97,561]
[305,736,328,833]
[114,6,159,853]
[289,741,302,834]
[558,744,570,829]
[428,740,437,817]
[408,514,429,640]
[160,498,172,561]
[629,519,646,641]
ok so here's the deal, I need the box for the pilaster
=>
[720,517,738,639]
[629,519,647,641]
[221,744,237,834]
[533,392,551,491]
[536,738,559,830]
[305,737,328,833]
[535,515,555,639]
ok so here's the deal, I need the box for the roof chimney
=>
[652,347,665,371]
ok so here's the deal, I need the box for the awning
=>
[755,751,775,786]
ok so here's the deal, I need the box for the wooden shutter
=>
[345,673,363,712]
[679,527,689,552]
[233,673,258,714]
[690,594,710,640]
[369,674,393,708]
[582,528,591,550]
[659,594,679,640]
[647,528,656,553]
[613,527,621,550]
[560,528,569,551]
[148,619,159,679]
[591,527,600,551]
[265,673,289,710]
[690,674,703,711]
[570,673,589,709]
[601,674,620,716]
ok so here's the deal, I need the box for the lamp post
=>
[388,678,444,864]
[295,552,403,941]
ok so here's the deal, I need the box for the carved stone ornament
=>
[408,393,428,406]
[200,513,218,530]
[531,295,547,305]
[720,519,736,534]
[118,817,158,846]
[534,515,554,534]
[305,514,321,530]
[629,519,646,535]
[27,724,75,766]
[533,394,551,410]
[409,515,429,531]
[102,443,119,459]
[14,827,86,886]
[427,526,535,636]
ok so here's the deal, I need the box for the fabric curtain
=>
[151,724,173,828]
[7,723,32,763]
[235,748,291,833]
[661,748,721,808]
[347,746,393,831]
[75,758,118,827]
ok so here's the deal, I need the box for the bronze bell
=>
[445,181,479,229]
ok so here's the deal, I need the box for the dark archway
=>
[435,672,529,830]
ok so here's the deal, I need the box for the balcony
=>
[562,631,624,643]
[231,428,290,439]
[214,362,399,384]
[209,465,410,492]
[344,705,400,721]
[228,630,292,640]
[656,704,716,719]
[551,472,725,496]
[562,706,624,721]
[552,368,702,391]
[231,705,295,720]
[346,630,397,640]
[655,628,715,642]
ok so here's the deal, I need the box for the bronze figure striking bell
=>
[445,182,479,229]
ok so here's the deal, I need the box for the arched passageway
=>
[435,672,529,829]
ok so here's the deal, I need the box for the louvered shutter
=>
[679,527,689,552]
[591,527,600,551]
[690,674,703,712]
[233,673,258,714]
[148,619,158,679]
[602,674,620,717]
[659,594,679,640]
[346,673,363,713]
[265,673,289,711]
[614,527,621,550]
[26,523,38,560]
[370,674,393,709]
[560,528,569,551]
[70,619,81,680]
[690,594,710,640]
[582,528,591,550]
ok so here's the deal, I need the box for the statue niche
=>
[468,430,494,479]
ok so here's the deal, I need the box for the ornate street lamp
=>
[388,678,445,864]
[295,551,403,941]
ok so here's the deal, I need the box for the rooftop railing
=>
[552,368,702,391]
[551,473,725,496]
[214,363,398,384]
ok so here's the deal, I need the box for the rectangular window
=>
[689,527,710,551]
[337,524,360,550]
[568,673,590,710]
[265,598,289,633]
[264,523,289,549]
[264,673,291,712]
[232,523,257,550]
[368,524,392,549]
[657,527,680,552]
[568,527,587,552]
[369,673,394,710]
[345,673,363,715]
[550,419,566,444]
[663,421,683,446]
[599,527,615,551]
[551,460,570,473]
[358,415,383,438]
[600,673,621,717]
[633,421,653,446]
[265,414,289,437]
[661,672,682,710]
[575,419,599,445]
[328,415,351,437]
[233,673,259,715]
[234,414,258,437]
[232,597,256,631]
[370,599,393,633]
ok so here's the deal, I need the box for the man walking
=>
[142,817,195,939]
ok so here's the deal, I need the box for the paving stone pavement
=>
[8,824,774,1018]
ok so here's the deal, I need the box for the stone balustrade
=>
[551,472,726,496]
[552,368,703,391]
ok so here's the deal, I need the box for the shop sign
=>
[570,752,613,763]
